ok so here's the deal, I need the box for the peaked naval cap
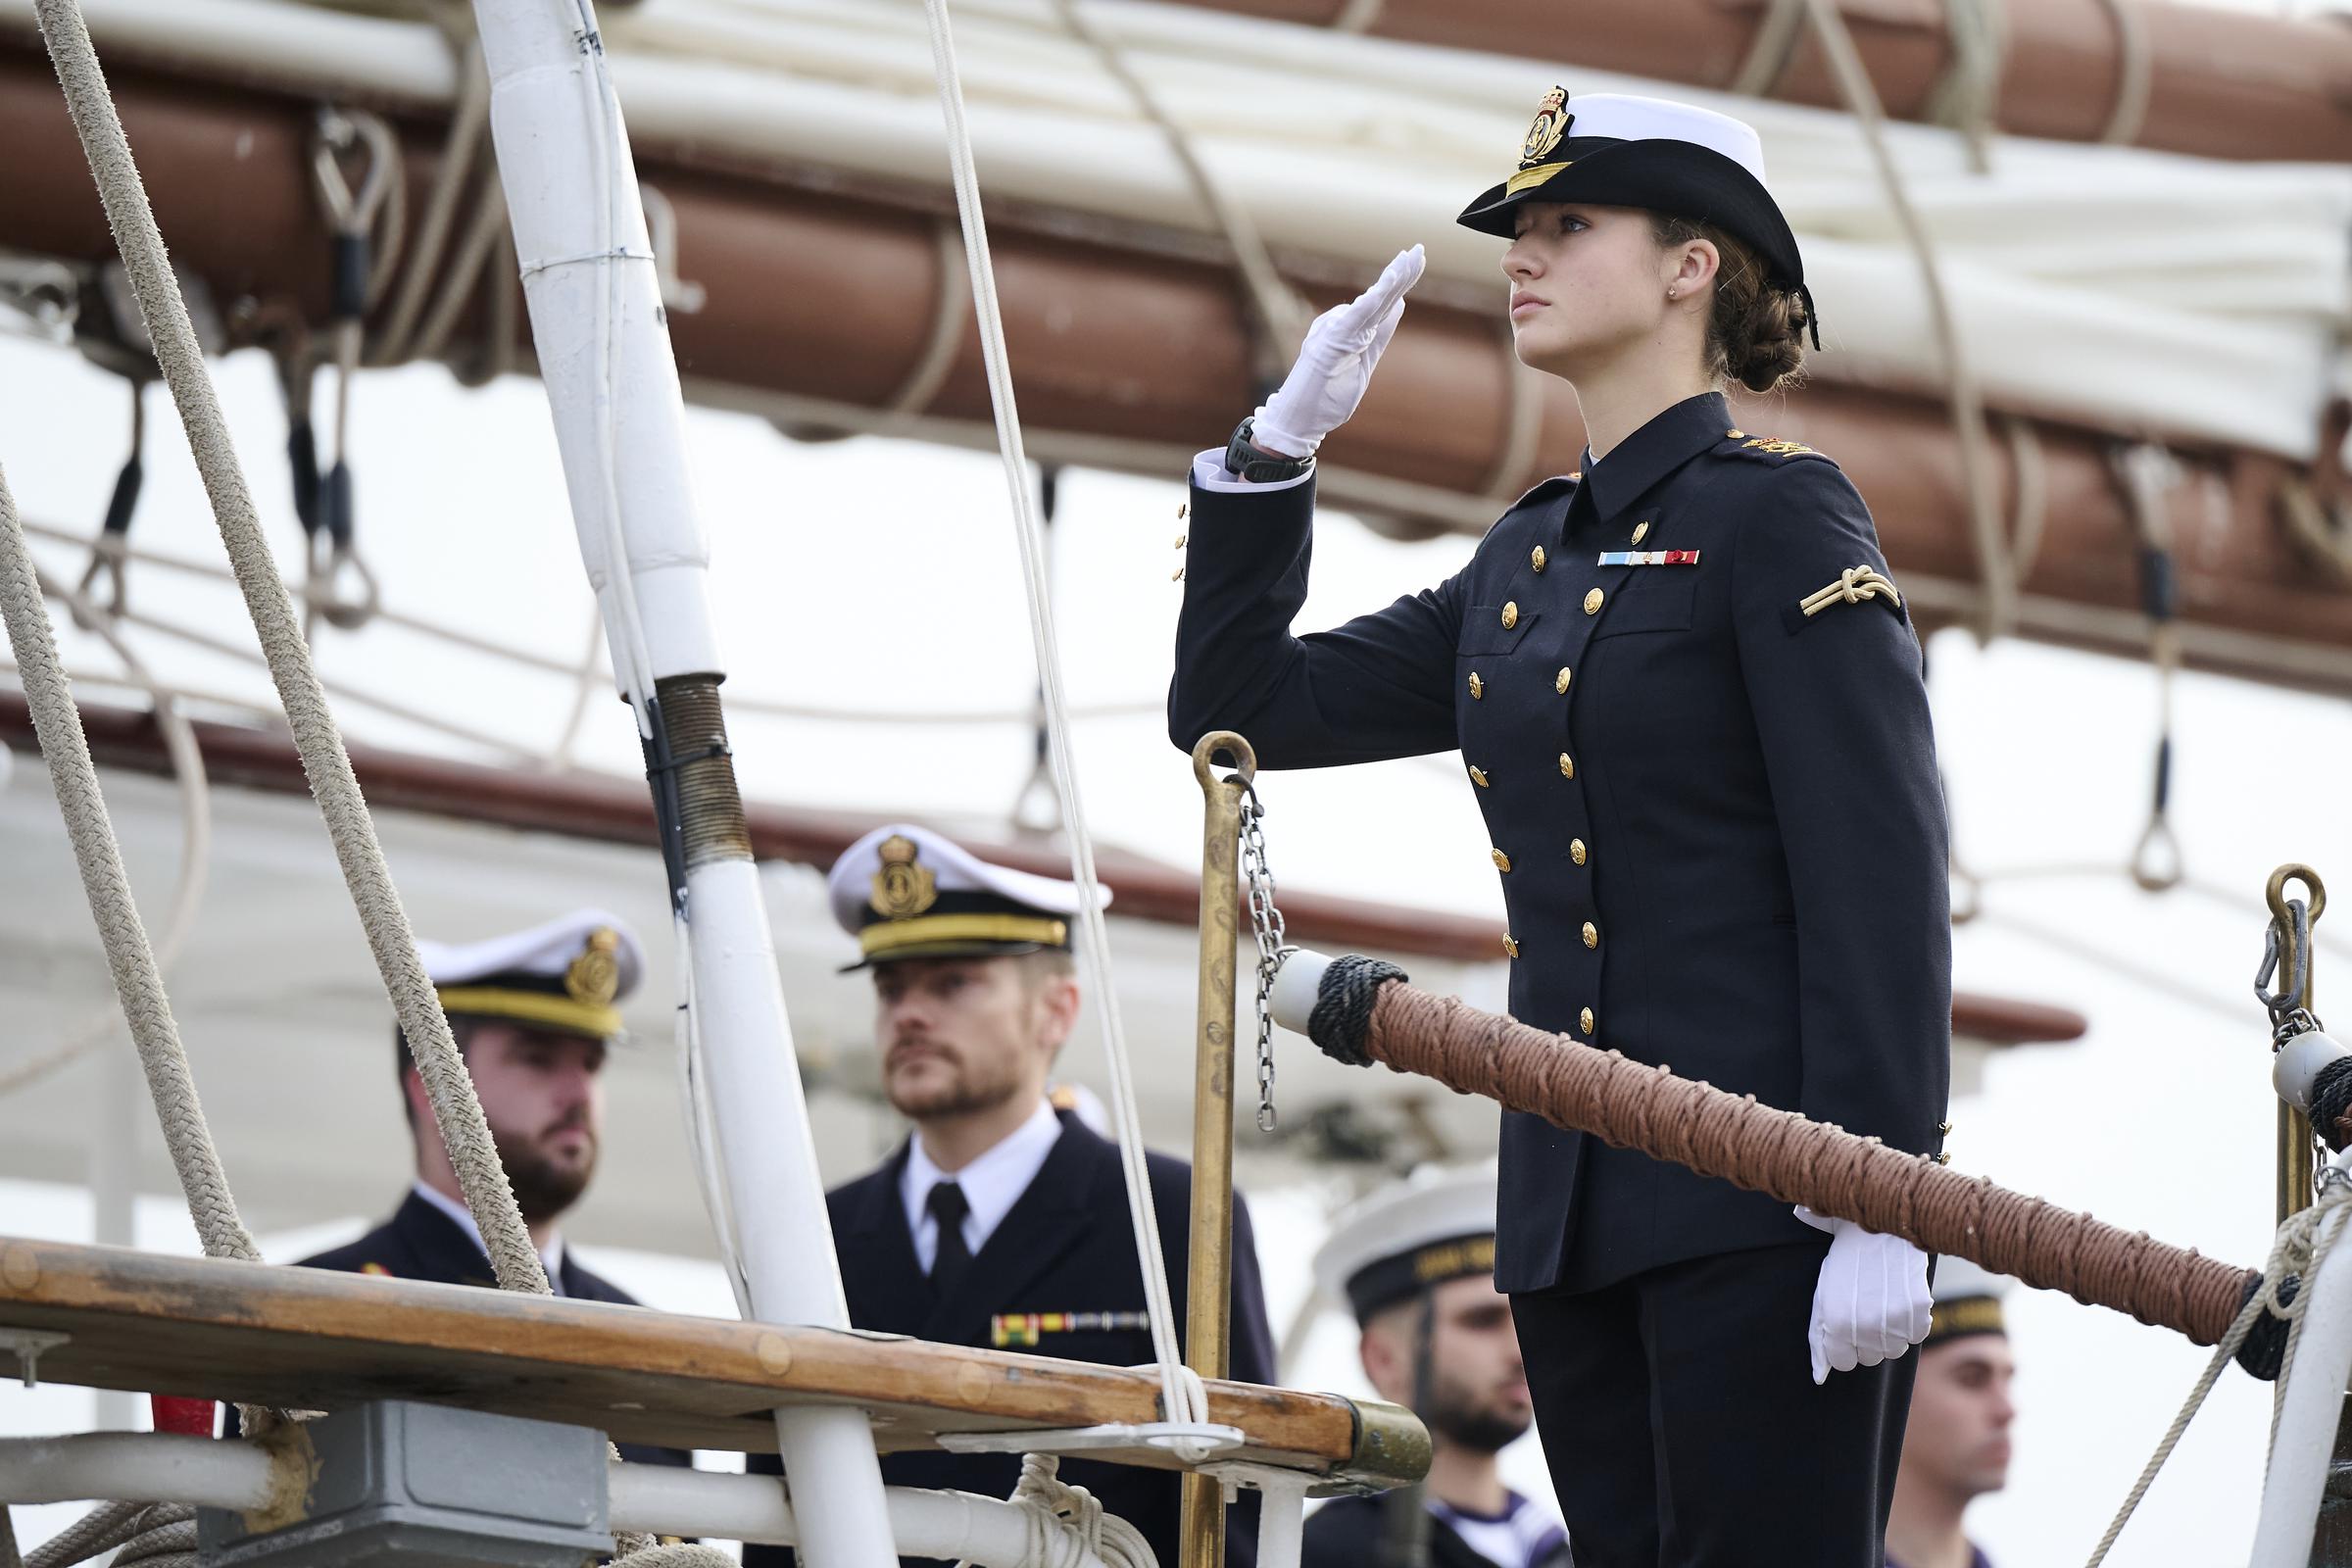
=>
[1313,1162,1499,1324]
[827,822,1111,969]
[415,908,645,1042]
[1458,89,1817,344]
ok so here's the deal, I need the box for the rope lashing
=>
[302,105,394,636]
[1303,954,1402,1068]
[1298,959,2259,1348]
[71,374,142,627]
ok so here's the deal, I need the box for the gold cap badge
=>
[564,926,621,1007]
[872,834,940,921]
[1520,85,1571,170]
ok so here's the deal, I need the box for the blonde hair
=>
[1650,214,1808,395]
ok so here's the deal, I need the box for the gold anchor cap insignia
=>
[564,927,621,1007]
[872,834,940,920]
[1520,85,1572,169]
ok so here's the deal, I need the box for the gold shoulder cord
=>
[1799,564,1901,618]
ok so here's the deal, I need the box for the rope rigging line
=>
[1796,0,2017,647]
[0,562,212,1101]
[1045,0,1307,387]
[29,0,551,1299]
[2082,1173,2352,1566]
[919,0,1213,1451]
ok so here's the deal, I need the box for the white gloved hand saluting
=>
[1795,1205,1933,1386]
[1250,244,1426,459]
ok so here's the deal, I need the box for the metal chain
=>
[1240,784,1295,1132]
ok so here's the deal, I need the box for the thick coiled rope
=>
[1306,964,2256,1346]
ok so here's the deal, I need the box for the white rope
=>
[0,460,260,1271]
[31,0,550,1298]
[1046,0,1307,384]
[919,0,1207,1448]
[1798,0,2016,646]
[956,1454,1156,1568]
[2083,1177,2352,1565]
[0,565,210,1100]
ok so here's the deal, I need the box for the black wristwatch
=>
[1224,416,1314,484]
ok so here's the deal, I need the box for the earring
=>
[1666,287,1680,299]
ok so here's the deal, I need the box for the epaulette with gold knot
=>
[1716,428,1835,465]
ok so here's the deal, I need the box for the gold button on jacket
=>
[1492,849,1512,873]
[1531,546,1547,573]
[1584,588,1604,614]
[1501,602,1519,629]
[1578,1007,1595,1036]
[1582,922,1599,949]
[1555,665,1573,695]
[1570,838,1588,865]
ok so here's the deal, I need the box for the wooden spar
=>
[0,1233,1427,1486]
[1173,0,2352,165]
[0,50,2346,692]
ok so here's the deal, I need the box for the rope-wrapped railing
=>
[1282,954,2258,1348]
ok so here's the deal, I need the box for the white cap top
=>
[1313,1162,1498,1313]
[1567,93,1769,186]
[826,822,1111,935]
[416,907,645,999]
[1934,1256,2013,1304]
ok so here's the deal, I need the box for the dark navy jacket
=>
[744,1112,1277,1568]
[1169,391,1950,1295]
[292,1191,693,1470]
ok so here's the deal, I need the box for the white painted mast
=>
[465,4,897,1566]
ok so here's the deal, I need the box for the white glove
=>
[1250,244,1426,459]
[1795,1205,1933,1386]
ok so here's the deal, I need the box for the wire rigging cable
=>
[919,0,1212,1449]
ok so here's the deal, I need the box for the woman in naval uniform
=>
[1167,90,1951,1567]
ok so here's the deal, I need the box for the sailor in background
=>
[1302,1167,1569,1568]
[1884,1263,2015,1568]
[293,908,690,1469]
[745,824,1277,1568]
[1168,87,1949,1565]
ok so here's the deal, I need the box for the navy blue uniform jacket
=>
[1169,391,1951,1294]
[744,1112,1278,1568]
[291,1191,693,1470]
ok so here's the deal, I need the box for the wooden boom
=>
[0,1235,1428,1490]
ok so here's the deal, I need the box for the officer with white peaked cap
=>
[1304,1166,1567,1568]
[291,908,688,1469]
[747,824,1276,1568]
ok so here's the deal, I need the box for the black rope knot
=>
[2233,1271,2300,1383]
[2308,1054,2352,1154]
[1306,955,1408,1069]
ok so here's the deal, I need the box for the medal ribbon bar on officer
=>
[1595,550,1700,567]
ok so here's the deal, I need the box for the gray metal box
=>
[199,1400,611,1568]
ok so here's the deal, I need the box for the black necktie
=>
[926,1180,973,1298]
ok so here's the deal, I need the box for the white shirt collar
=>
[411,1180,567,1295]
[900,1099,1066,1273]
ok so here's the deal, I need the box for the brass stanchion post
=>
[1180,731,1253,1568]
[2273,865,2328,1224]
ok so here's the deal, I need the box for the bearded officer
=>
[744,824,1277,1568]
[1885,1263,2015,1568]
[1303,1167,1569,1568]
[294,908,688,1469]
